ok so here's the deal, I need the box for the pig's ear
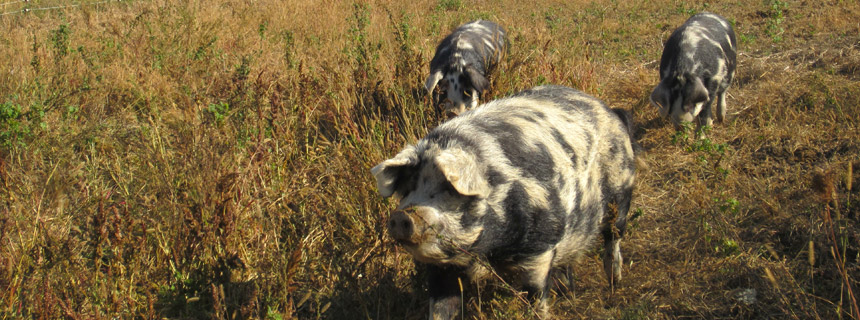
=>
[683,76,709,111]
[650,79,670,111]
[435,148,490,198]
[371,146,420,198]
[464,65,490,94]
[424,70,444,94]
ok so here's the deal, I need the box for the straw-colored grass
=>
[0,0,858,318]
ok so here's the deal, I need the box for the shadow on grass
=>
[309,260,428,320]
[633,115,669,149]
[156,254,260,320]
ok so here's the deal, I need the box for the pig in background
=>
[372,85,640,319]
[650,12,737,132]
[425,20,506,116]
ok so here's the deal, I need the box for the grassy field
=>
[1,0,859,318]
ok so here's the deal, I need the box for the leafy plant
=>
[719,238,740,256]
[544,7,562,31]
[436,0,463,11]
[50,23,71,58]
[282,30,296,68]
[346,3,379,82]
[207,102,230,125]
[670,121,694,145]
[716,196,740,214]
[0,102,28,149]
[388,10,420,80]
[765,0,788,42]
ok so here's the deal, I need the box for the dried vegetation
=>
[0,0,858,319]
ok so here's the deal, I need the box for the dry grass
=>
[0,0,858,319]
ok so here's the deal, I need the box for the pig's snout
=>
[388,210,415,243]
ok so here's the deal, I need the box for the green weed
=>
[436,0,463,12]
[716,196,740,215]
[765,0,788,43]
[50,24,71,58]
[207,102,230,125]
[628,207,645,231]
[670,121,694,144]
[282,30,295,68]
[346,2,379,82]
[738,32,757,45]
[0,102,29,149]
[389,10,421,80]
[544,7,562,31]
[719,238,740,256]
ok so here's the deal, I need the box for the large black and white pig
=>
[425,20,506,115]
[650,12,737,130]
[372,85,639,318]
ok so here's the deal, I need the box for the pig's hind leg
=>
[715,90,728,123]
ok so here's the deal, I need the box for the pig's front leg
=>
[427,264,467,320]
[521,250,554,319]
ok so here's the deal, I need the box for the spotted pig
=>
[372,85,639,319]
[425,20,506,115]
[650,12,737,130]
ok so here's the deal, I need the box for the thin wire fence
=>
[0,0,130,17]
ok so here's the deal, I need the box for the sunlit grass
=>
[0,0,858,318]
